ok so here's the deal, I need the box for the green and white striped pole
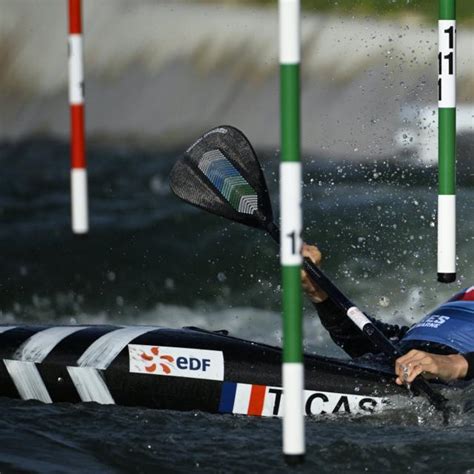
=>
[279,0,305,464]
[437,0,456,283]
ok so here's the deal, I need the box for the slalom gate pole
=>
[437,0,456,282]
[68,0,89,234]
[279,0,305,464]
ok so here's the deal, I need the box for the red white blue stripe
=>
[219,382,386,417]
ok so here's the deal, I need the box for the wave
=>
[0,137,472,332]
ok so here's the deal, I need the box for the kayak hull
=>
[0,325,441,417]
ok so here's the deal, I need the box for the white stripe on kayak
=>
[3,360,52,403]
[14,326,87,363]
[0,326,17,335]
[77,326,159,369]
[233,383,252,415]
[70,326,160,404]
[67,367,115,405]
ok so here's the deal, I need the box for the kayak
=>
[0,324,453,417]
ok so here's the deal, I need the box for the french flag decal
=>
[219,382,267,416]
[219,382,386,417]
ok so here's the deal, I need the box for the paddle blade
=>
[169,125,274,230]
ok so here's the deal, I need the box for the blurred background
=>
[1,0,473,157]
[0,0,473,356]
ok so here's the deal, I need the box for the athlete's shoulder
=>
[449,286,474,302]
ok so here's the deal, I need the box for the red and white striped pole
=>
[68,0,89,234]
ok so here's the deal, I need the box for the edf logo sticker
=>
[177,356,211,371]
[128,345,224,381]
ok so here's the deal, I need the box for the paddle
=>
[169,125,449,414]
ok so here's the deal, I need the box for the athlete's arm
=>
[394,349,470,384]
[302,244,409,358]
[314,298,410,358]
[301,243,328,303]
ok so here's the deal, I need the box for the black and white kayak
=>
[0,324,454,417]
[1,128,461,419]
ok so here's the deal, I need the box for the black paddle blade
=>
[169,125,274,231]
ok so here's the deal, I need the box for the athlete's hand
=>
[394,349,468,384]
[301,243,328,304]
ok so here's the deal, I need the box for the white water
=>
[0,286,460,361]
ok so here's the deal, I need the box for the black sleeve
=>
[314,298,410,358]
[463,352,474,380]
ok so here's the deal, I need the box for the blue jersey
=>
[401,287,474,354]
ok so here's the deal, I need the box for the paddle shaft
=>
[170,124,447,413]
[267,224,448,411]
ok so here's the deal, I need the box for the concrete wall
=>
[0,0,473,159]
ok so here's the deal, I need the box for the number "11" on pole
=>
[437,0,456,283]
